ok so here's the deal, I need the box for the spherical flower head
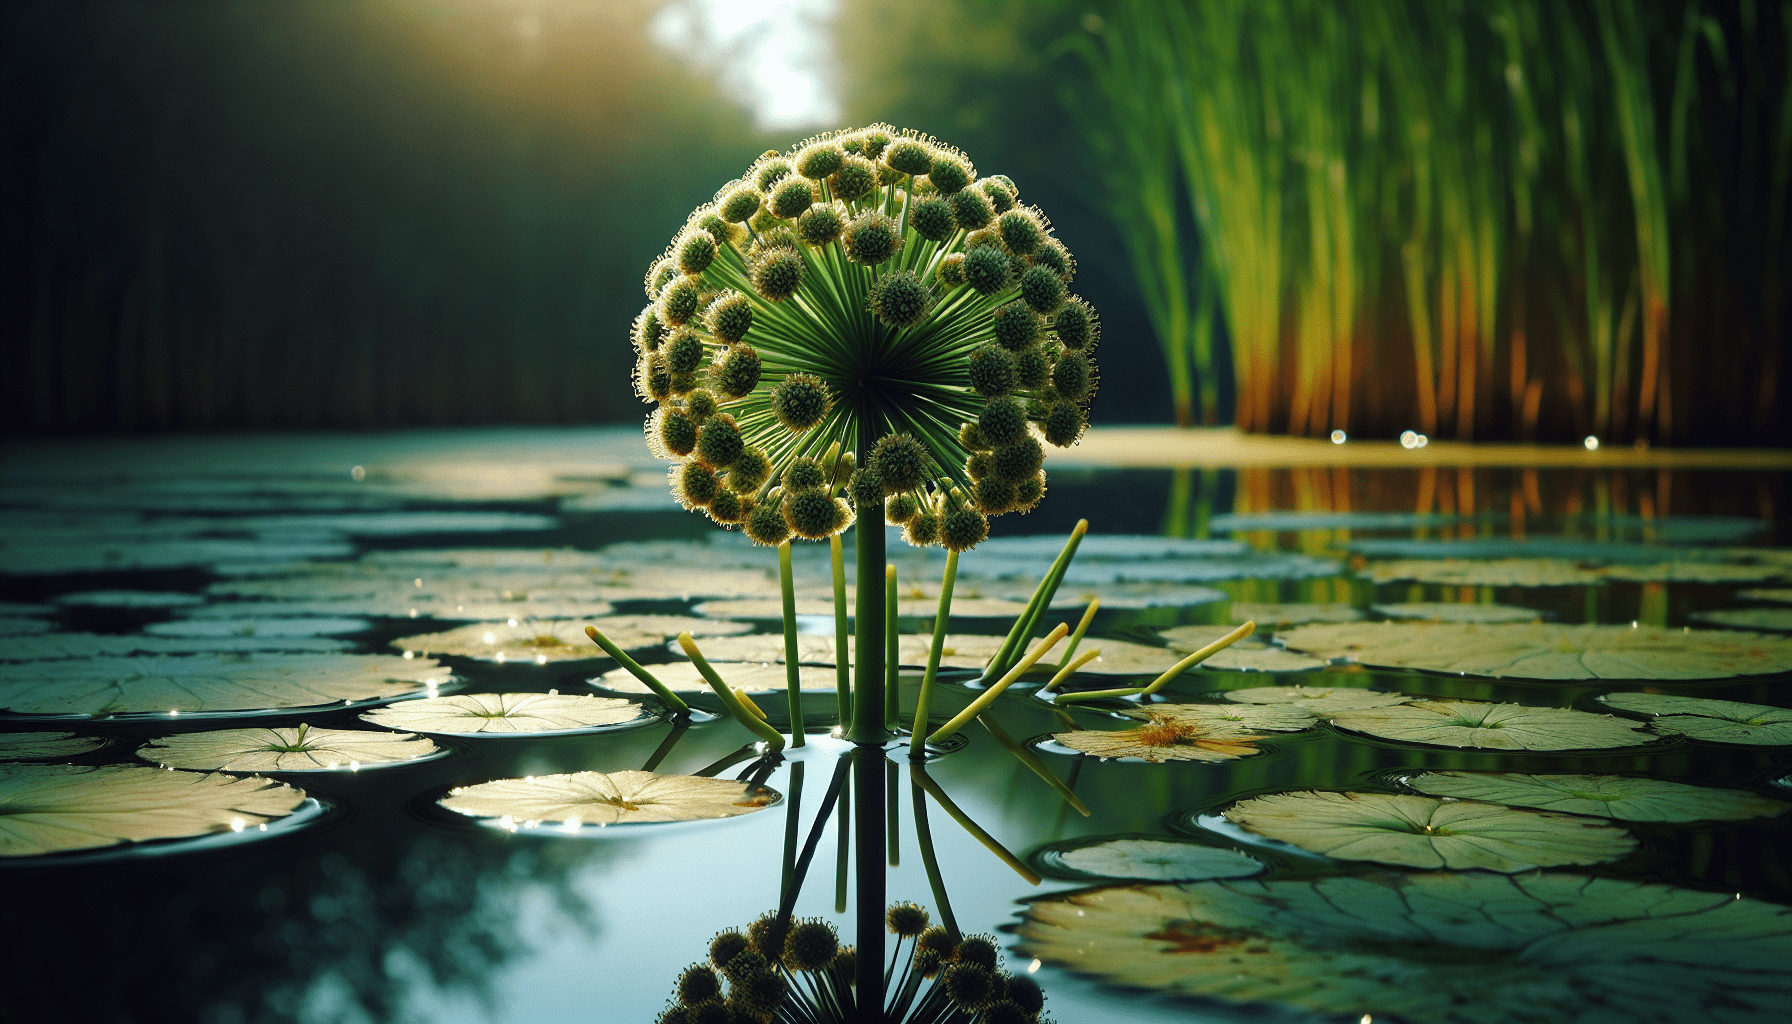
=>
[966,450,992,481]
[909,195,957,242]
[842,212,902,266]
[784,488,850,540]
[870,432,929,493]
[1012,472,1045,512]
[914,946,945,978]
[917,926,955,957]
[746,912,788,965]
[783,918,839,971]
[903,509,942,546]
[696,413,744,468]
[745,497,793,546]
[1033,237,1076,282]
[943,963,996,1010]
[991,302,1041,351]
[938,253,968,288]
[664,328,706,376]
[656,407,698,457]
[1052,297,1098,351]
[639,352,672,402]
[830,946,856,980]
[750,248,805,302]
[719,186,762,224]
[729,446,773,492]
[795,141,844,180]
[646,257,678,300]
[853,125,893,160]
[885,492,921,524]
[796,203,846,246]
[1005,974,1044,1015]
[950,188,993,230]
[964,246,1011,295]
[674,461,720,509]
[708,931,750,971]
[633,305,667,355]
[1019,263,1067,314]
[991,436,1044,481]
[658,278,702,326]
[940,506,989,552]
[979,396,1028,446]
[826,154,877,202]
[884,138,933,176]
[847,467,885,511]
[768,176,815,219]
[694,210,738,248]
[955,934,1000,970]
[1051,351,1093,402]
[885,902,930,937]
[867,269,930,327]
[705,291,754,344]
[686,1000,728,1024]
[656,1003,695,1024]
[975,474,1017,514]
[677,231,718,276]
[719,946,768,982]
[730,969,787,1019]
[782,457,827,492]
[684,389,719,423]
[677,965,722,1006]
[753,158,793,192]
[706,488,748,525]
[996,208,1044,256]
[771,373,832,432]
[669,368,698,395]
[1012,345,1050,390]
[979,175,1017,213]
[745,227,799,263]
[958,420,992,451]
[710,344,763,399]
[927,152,974,194]
[968,342,1016,398]
[980,999,1030,1024]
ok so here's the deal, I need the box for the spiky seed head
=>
[685,1000,727,1024]
[676,461,720,509]
[1033,237,1076,281]
[669,368,698,395]
[991,436,1044,480]
[646,257,679,299]
[956,934,1000,969]
[783,918,839,972]
[964,228,1005,252]
[828,155,877,201]
[744,497,792,546]
[885,492,921,524]
[719,186,762,224]
[1005,974,1045,1015]
[958,420,992,450]
[796,203,846,245]
[633,306,667,354]
[1012,472,1045,512]
[676,965,722,1007]
[782,458,827,492]
[938,252,968,288]
[964,246,1011,295]
[940,507,989,552]
[853,125,893,159]
[768,176,814,219]
[1012,344,1051,390]
[909,195,957,242]
[915,947,945,978]
[750,248,804,302]
[719,947,768,983]
[975,474,1017,513]
[695,210,737,248]
[664,328,706,375]
[842,212,901,266]
[927,153,973,194]
[677,232,718,276]
[770,373,831,431]
[869,433,929,492]
[847,467,885,511]
[917,926,955,956]
[991,302,1041,351]
[884,138,933,176]
[979,396,1027,446]
[639,352,672,402]
[656,1003,696,1024]
[695,414,744,468]
[944,963,996,1010]
[783,489,849,540]
[996,208,1044,256]
[904,509,942,546]
[657,407,698,456]
[867,270,929,327]
[1019,263,1067,314]
[710,491,750,525]
[966,450,992,481]
[950,188,993,230]
[1052,297,1098,350]
[980,999,1030,1024]
[746,912,788,964]
[658,278,702,325]
[795,141,844,179]
[710,344,762,398]
[753,158,793,192]
[1040,402,1083,447]
[879,161,910,187]
[1051,351,1092,402]
[886,902,930,937]
[968,342,1016,397]
[705,291,754,344]
[684,389,719,423]
[979,175,1017,213]
[830,946,857,980]
[730,447,772,491]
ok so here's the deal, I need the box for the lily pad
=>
[0,732,108,761]
[1222,685,1410,714]
[1017,873,1792,1022]
[392,620,661,664]
[1042,583,1229,610]
[0,653,446,717]
[1160,627,1327,672]
[0,764,306,856]
[1738,587,1792,604]
[1602,561,1787,584]
[1277,621,1792,679]
[1404,771,1788,822]
[0,632,352,660]
[1223,790,1634,871]
[0,618,54,637]
[1360,558,1606,587]
[53,591,206,609]
[145,617,371,638]
[1052,838,1264,881]
[361,692,645,735]
[692,596,1032,619]
[1598,692,1792,745]
[1224,603,1363,626]
[1689,607,1792,633]
[1050,707,1276,763]
[439,770,778,826]
[663,633,842,666]
[594,660,839,695]
[1328,699,1652,750]
[1130,703,1318,733]
[140,725,438,771]
[1372,602,1542,623]
[1057,553,1341,586]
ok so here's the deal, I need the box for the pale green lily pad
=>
[1222,685,1410,714]
[439,770,778,826]
[1224,603,1363,626]
[591,615,752,639]
[0,764,306,856]
[1598,692,1792,745]
[0,653,446,717]
[1603,561,1786,584]
[1361,557,1606,587]
[1017,873,1792,1022]
[1278,621,1792,679]
[594,660,839,695]
[1050,706,1275,763]
[1329,699,1652,750]
[0,632,351,660]
[1405,771,1788,822]
[207,566,623,617]
[1160,627,1326,672]
[692,595,1032,619]
[53,591,206,609]
[0,618,54,637]
[145,617,370,638]
[1043,583,1229,610]
[140,725,437,771]
[392,620,660,664]
[1054,838,1264,881]
[0,538,352,575]
[1738,587,1792,604]
[1372,602,1543,623]
[0,732,108,761]
[1224,790,1634,871]
[361,692,644,735]
[1690,607,1792,633]
[663,633,841,666]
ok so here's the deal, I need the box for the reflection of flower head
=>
[635,125,1100,550]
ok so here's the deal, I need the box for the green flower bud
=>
[744,497,792,546]
[709,931,749,970]
[1012,344,1050,390]
[677,232,718,276]
[978,175,1017,213]
[719,947,768,983]
[783,919,839,972]
[768,176,815,219]
[1013,473,1045,513]
[1052,297,1098,350]
[991,302,1040,351]
[685,1000,727,1024]
[979,396,1027,445]
[867,269,930,327]
[949,187,993,230]
[677,965,722,1006]
[745,227,799,263]
[908,195,957,242]
[695,210,738,249]
[1043,401,1086,447]
[853,125,893,160]
[903,510,941,546]
[964,245,1011,295]
[633,305,667,354]
[704,291,754,344]
[918,926,955,957]
[1005,974,1044,1015]
[996,208,1044,256]
[940,507,989,552]
[729,446,772,492]
[956,934,999,970]
[968,342,1016,397]
[992,436,1044,480]
[753,158,793,192]
[886,902,930,937]
[770,373,832,431]
[747,912,789,964]
[707,488,748,525]
[664,327,705,375]
[1051,351,1092,402]
[750,248,805,302]
[656,407,698,457]
[783,488,850,540]
[915,947,944,979]
[830,946,856,980]
[885,492,921,524]
[658,278,702,326]
[639,351,672,402]
[926,152,973,194]
[710,344,762,399]
[796,203,846,245]
[1033,237,1075,282]
[958,420,991,451]
[944,961,996,1007]
[937,252,968,288]
[731,969,786,1020]
[842,212,902,266]
[668,368,698,395]
[684,389,719,423]
[980,999,1030,1024]
[675,461,720,509]
[829,155,877,202]
[782,458,826,492]
[963,228,1005,252]
[870,432,929,492]
[884,138,933,176]
[966,450,992,481]
[646,257,678,300]
[975,474,1017,514]
[1019,263,1067,314]
[795,141,845,179]
[695,413,744,468]
[719,186,762,224]
[847,467,884,510]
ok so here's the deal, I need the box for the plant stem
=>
[829,534,851,725]
[850,433,889,745]
[910,548,959,760]
[585,624,688,715]
[778,541,805,746]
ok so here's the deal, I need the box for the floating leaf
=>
[0,732,107,762]
[0,618,53,637]
[1360,558,1606,587]
[1598,693,1792,746]
[1129,703,1317,732]
[1161,627,1327,672]
[1404,771,1788,822]
[0,764,306,856]
[1689,607,1792,633]
[140,725,437,771]
[1053,838,1264,881]
[1222,685,1410,714]
[1057,553,1341,586]
[588,615,751,640]
[146,617,370,638]
[1224,603,1363,625]
[1738,588,1792,605]
[1042,583,1229,610]
[0,632,351,660]
[594,660,838,695]
[1278,621,1792,679]
[1329,699,1653,750]
[439,770,777,826]
[55,591,213,609]
[392,620,660,663]
[692,595,1031,619]
[361,692,644,735]
[1224,790,1634,871]
[663,633,841,666]
[0,537,353,575]
[1602,561,1787,584]
[1372,602,1542,623]
[0,653,445,717]
[1017,873,1792,1022]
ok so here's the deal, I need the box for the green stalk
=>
[584,624,688,715]
[928,623,1068,743]
[884,563,899,731]
[986,520,1087,683]
[778,541,805,747]
[849,432,889,745]
[911,766,1041,885]
[829,537,851,725]
[1055,622,1256,705]
[910,548,959,760]
[1053,598,1100,672]
[677,633,785,750]
[977,713,1090,816]
[909,769,960,941]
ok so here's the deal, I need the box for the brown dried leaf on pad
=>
[1051,705,1280,763]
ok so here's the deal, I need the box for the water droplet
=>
[1027,959,1041,973]
[483,632,497,645]
[350,465,366,482]
[1330,429,1347,444]
[508,618,518,627]
[1400,431,1418,449]
[535,654,547,665]
[403,650,414,660]
[1584,436,1600,450]
[231,818,245,832]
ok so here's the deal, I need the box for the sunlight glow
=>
[652,0,839,130]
